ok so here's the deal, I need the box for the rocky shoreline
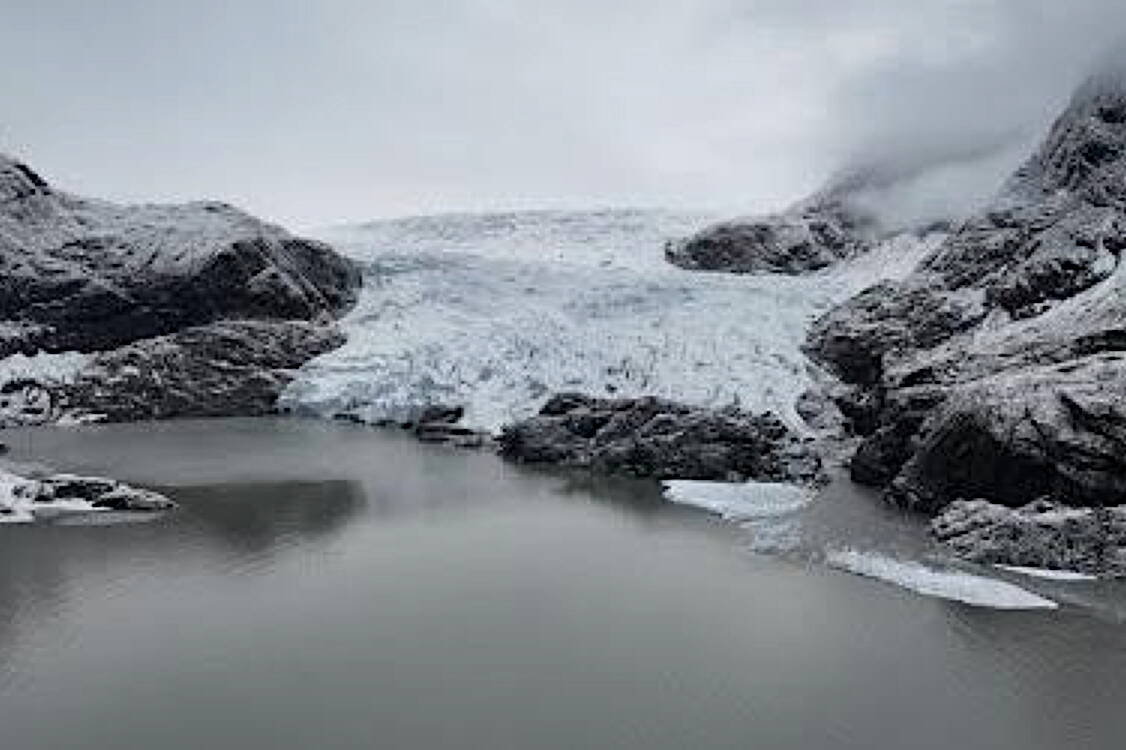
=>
[1,152,362,520]
[800,68,1126,575]
[0,467,175,524]
[498,392,823,484]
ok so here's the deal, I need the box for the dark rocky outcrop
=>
[0,154,360,357]
[498,392,822,483]
[57,320,346,422]
[932,499,1126,577]
[665,177,878,274]
[331,403,491,448]
[0,153,362,423]
[805,66,1126,528]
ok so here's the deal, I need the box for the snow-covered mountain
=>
[0,153,360,426]
[283,209,943,432]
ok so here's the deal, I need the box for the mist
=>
[3,0,1125,228]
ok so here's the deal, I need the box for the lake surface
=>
[3,418,1126,750]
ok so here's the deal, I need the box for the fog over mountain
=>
[3,1,1125,227]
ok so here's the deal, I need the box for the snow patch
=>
[995,565,1099,582]
[0,470,101,525]
[0,351,89,384]
[663,480,814,553]
[827,548,1058,610]
[663,480,812,521]
[286,211,943,432]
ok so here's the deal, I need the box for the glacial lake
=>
[3,418,1126,750]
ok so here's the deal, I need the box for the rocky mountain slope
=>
[664,154,972,275]
[805,68,1126,572]
[664,170,883,274]
[0,154,361,424]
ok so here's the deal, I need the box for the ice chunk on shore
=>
[827,548,1058,610]
[0,470,99,524]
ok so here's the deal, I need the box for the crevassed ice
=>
[827,548,1059,610]
[284,209,942,432]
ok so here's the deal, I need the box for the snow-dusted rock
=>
[932,499,1126,578]
[498,392,823,483]
[0,153,361,422]
[888,355,1126,513]
[665,175,879,274]
[806,65,1126,514]
[0,153,360,356]
[0,468,174,523]
[56,320,345,422]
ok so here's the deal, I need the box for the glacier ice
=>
[284,209,942,432]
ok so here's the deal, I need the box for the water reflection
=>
[938,603,1126,747]
[171,480,367,558]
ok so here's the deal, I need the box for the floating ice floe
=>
[827,548,1058,610]
[663,480,814,552]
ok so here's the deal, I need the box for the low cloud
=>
[3,1,1125,227]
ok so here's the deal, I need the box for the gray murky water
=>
[3,418,1126,750]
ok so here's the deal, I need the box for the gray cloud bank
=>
[2,0,1125,228]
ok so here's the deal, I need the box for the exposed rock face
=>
[665,179,878,274]
[0,154,362,422]
[56,320,345,422]
[806,67,1126,516]
[0,154,360,357]
[932,499,1126,577]
[0,467,175,523]
[498,393,822,483]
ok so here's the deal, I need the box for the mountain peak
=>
[0,154,52,203]
[1008,54,1126,201]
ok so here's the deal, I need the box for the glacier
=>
[283,209,942,432]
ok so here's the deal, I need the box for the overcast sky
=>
[2,1,1124,229]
